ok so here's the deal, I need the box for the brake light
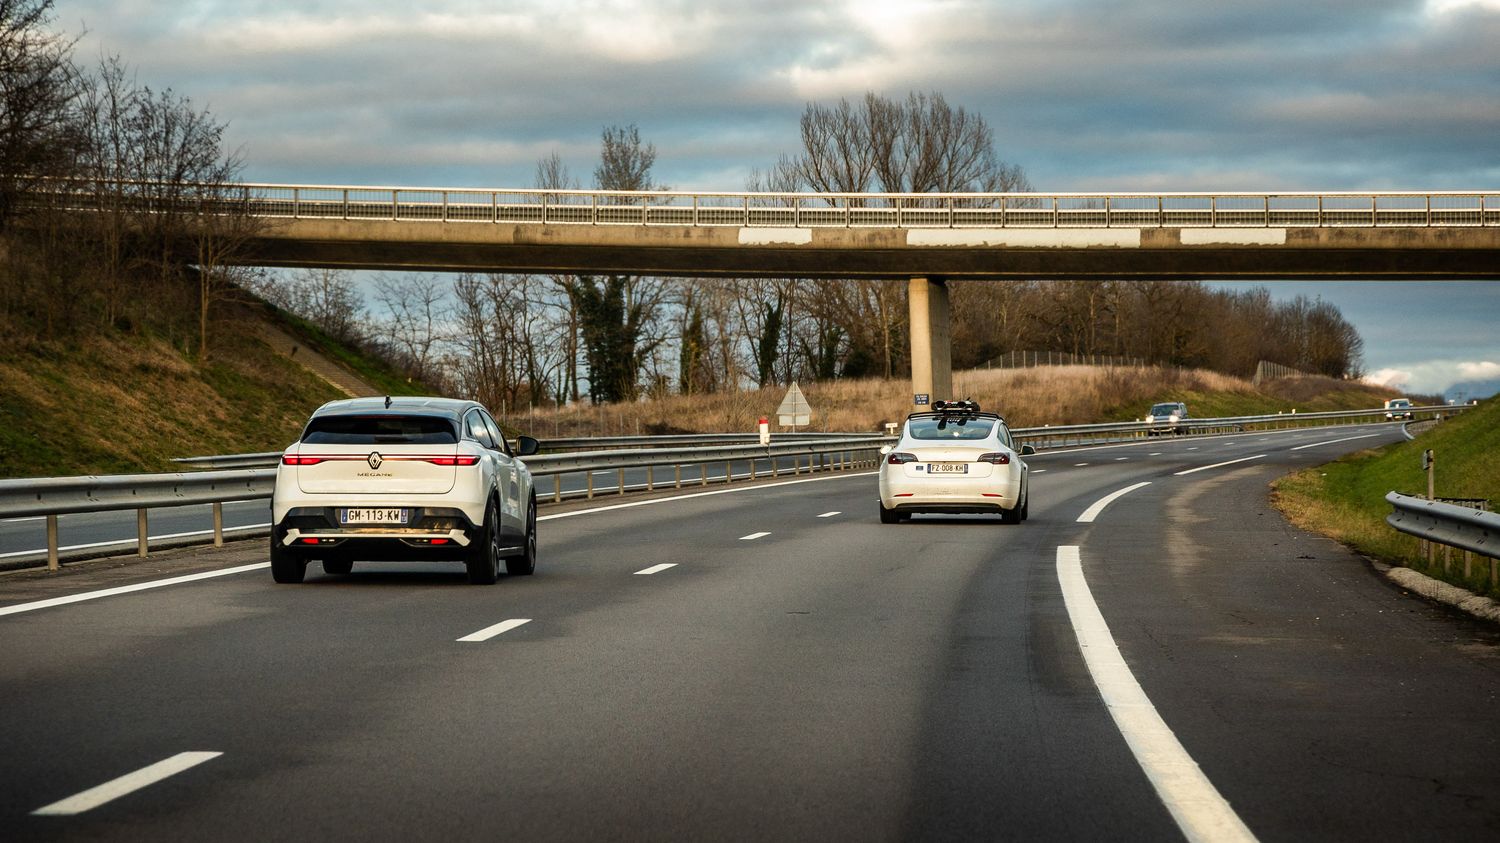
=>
[425,455,480,466]
[282,455,325,466]
[978,452,1011,465]
[887,452,917,465]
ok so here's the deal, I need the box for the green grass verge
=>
[1272,396,1500,599]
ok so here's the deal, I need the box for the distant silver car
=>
[270,396,539,584]
[1145,401,1189,435]
[1383,398,1413,420]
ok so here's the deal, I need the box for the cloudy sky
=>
[51,0,1500,395]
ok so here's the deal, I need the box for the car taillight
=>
[282,455,325,466]
[425,455,480,466]
[887,452,917,465]
[978,452,1011,465]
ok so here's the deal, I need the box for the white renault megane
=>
[878,400,1033,524]
[271,396,540,584]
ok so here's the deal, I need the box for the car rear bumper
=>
[272,506,484,560]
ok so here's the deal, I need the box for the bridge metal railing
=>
[34,180,1500,229]
[1385,492,1499,590]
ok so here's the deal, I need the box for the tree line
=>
[0,0,259,357]
[2,0,1364,401]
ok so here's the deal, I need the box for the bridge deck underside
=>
[241,221,1500,280]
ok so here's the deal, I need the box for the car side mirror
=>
[879,445,892,455]
[1020,444,1036,456]
[516,435,541,457]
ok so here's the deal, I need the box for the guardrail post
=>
[700,464,708,486]
[647,465,654,491]
[725,461,732,484]
[212,502,224,547]
[587,472,595,499]
[617,468,626,496]
[675,465,682,489]
[136,508,148,557]
[750,459,757,480]
[554,475,561,503]
[47,514,59,570]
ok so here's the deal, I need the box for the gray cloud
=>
[48,0,1500,388]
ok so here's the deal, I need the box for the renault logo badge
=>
[367,452,384,470]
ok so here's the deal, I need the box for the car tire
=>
[270,536,306,584]
[879,501,900,524]
[1020,487,1030,522]
[505,497,537,577]
[322,559,353,575]
[465,500,500,585]
[1000,499,1022,524]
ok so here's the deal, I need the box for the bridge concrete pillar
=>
[908,277,951,409]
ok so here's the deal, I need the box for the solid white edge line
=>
[457,618,531,642]
[0,564,269,618]
[634,563,677,575]
[739,532,771,541]
[32,751,223,816]
[1288,433,1379,451]
[1077,482,1152,523]
[1173,455,1267,476]
[1055,546,1258,843]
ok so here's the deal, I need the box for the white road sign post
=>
[776,382,812,431]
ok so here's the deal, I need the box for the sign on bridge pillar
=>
[908,277,952,409]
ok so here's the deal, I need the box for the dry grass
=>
[498,365,1396,436]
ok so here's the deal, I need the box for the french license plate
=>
[928,463,968,474]
[340,508,408,525]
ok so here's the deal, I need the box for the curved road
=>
[1,423,1497,841]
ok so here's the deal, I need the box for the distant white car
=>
[1384,398,1413,420]
[270,396,539,584]
[878,400,1033,524]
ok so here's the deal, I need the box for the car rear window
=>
[907,417,996,440]
[302,414,458,445]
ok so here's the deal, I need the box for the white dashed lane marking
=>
[634,563,677,575]
[1289,433,1379,451]
[740,532,771,541]
[32,752,223,816]
[817,511,840,518]
[1077,482,1151,523]
[457,618,532,643]
[1174,454,1267,476]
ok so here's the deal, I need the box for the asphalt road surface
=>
[2,423,1498,841]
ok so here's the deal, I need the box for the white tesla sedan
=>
[878,400,1033,524]
[270,396,539,584]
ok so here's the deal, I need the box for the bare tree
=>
[0,0,80,229]
[373,273,448,381]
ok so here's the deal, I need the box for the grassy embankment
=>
[1,294,1399,479]
[0,304,429,479]
[1273,396,1500,599]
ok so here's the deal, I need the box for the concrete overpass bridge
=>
[220,185,1500,405]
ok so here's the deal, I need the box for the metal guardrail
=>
[1013,403,1464,449]
[1385,492,1499,589]
[3,438,889,570]
[4,405,1471,570]
[0,470,274,569]
[170,432,869,469]
[37,180,1500,229]
[171,404,1467,470]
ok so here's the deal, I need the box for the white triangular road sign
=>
[776,381,812,427]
